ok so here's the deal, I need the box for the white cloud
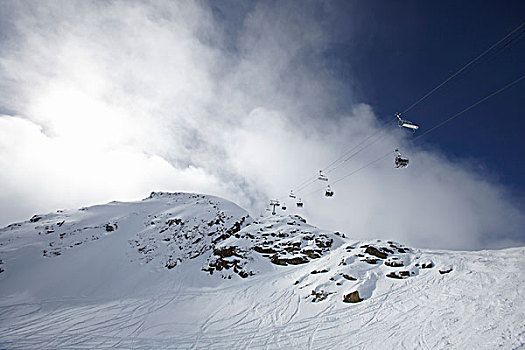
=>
[0,0,522,250]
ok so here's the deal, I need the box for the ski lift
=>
[394,149,409,168]
[395,112,419,132]
[296,198,304,208]
[325,185,334,197]
[289,190,296,199]
[318,170,328,182]
[281,203,287,211]
[269,199,280,215]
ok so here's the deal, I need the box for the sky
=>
[0,0,523,250]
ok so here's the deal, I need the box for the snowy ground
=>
[0,193,524,349]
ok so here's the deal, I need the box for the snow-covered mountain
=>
[0,192,523,349]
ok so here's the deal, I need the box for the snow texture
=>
[0,192,524,349]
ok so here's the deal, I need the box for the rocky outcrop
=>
[439,266,453,274]
[365,246,388,259]
[421,261,434,269]
[29,215,42,223]
[342,274,357,281]
[343,291,362,303]
[385,259,404,267]
[311,290,332,303]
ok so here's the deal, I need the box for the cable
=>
[294,131,386,194]
[293,117,397,195]
[412,74,525,142]
[322,118,395,173]
[324,128,387,175]
[332,151,392,186]
[401,21,525,115]
[304,73,525,197]
[291,118,394,194]
[284,22,525,203]
[486,28,525,61]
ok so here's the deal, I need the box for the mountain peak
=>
[0,192,523,349]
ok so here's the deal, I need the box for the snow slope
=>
[0,192,524,349]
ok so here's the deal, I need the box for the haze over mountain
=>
[1,1,524,252]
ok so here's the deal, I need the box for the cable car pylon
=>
[269,199,280,215]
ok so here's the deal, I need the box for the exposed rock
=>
[30,215,42,223]
[283,245,300,253]
[365,246,388,259]
[362,258,380,264]
[227,216,247,235]
[213,246,239,258]
[270,254,288,266]
[43,250,61,257]
[311,289,332,302]
[421,261,434,269]
[439,267,453,274]
[342,274,357,281]
[287,256,309,265]
[302,249,321,259]
[382,247,395,255]
[238,270,252,278]
[314,236,333,248]
[292,215,307,224]
[343,291,362,303]
[167,218,183,226]
[254,246,277,254]
[385,260,404,267]
[386,272,405,279]
[311,269,329,274]
[165,258,177,269]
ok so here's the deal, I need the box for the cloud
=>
[0,0,523,250]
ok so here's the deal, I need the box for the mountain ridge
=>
[0,192,523,349]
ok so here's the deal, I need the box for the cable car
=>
[296,198,304,208]
[281,203,287,210]
[395,112,419,132]
[325,185,334,197]
[318,170,328,181]
[289,190,296,198]
[394,149,409,168]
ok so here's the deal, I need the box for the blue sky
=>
[0,0,523,249]
[323,1,524,192]
[211,0,525,195]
